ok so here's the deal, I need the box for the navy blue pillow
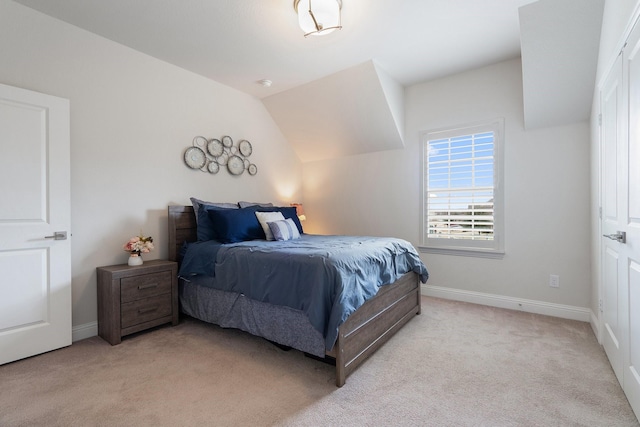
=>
[196,204,237,241]
[190,197,237,224]
[254,206,303,234]
[206,207,265,243]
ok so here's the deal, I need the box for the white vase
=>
[128,253,143,266]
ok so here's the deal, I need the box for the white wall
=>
[0,0,601,332]
[590,1,640,324]
[0,1,302,329]
[304,58,592,310]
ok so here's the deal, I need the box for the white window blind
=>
[420,119,504,257]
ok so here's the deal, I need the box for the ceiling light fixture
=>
[293,0,342,37]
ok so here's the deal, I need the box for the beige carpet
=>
[1,296,638,427]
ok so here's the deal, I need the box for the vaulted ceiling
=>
[13,0,604,162]
[519,0,604,129]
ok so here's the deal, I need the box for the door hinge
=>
[599,299,603,313]
[598,113,602,127]
[621,41,628,56]
[599,206,602,219]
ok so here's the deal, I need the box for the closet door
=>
[601,52,625,386]
[621,19,640,418]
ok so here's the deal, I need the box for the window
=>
[420,119,504,257]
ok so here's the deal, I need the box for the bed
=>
[168,204,428,386]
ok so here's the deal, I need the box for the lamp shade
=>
[294,0,342,37]
[290,203,306,221]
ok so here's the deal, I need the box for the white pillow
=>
[255,211,285,240]
[267,218,301,241]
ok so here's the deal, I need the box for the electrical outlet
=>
[549,274,560,288]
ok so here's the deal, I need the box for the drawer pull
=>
[138,306,158,314]
[138,283,158,290]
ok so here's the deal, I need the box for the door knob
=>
[44,231,67,240]
[603,231,626,243]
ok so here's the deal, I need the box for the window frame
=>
[419,118,505,259]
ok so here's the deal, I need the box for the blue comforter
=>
[179,234,429,350]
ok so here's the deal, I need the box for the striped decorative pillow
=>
[267,218,300,241]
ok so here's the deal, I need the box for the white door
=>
[601,52,625,385]
[621,19,640,418]
[601,19,640,419]
[0,83,71,365]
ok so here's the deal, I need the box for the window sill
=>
[418,246,504,259]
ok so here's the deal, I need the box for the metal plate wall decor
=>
[184,146,206,169]
[183,135,257,176]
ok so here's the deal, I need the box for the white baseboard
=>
[72,321,98,342]
[422,285,591,322]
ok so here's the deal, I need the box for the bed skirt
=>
[179,276,326,357]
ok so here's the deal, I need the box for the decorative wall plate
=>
[207,161,219,174]
[207,139,223,157]
[184,146,206,169]
[227,155,245,175]
[239,140,253,157]
[248,163,258,175]
[217,153,228,166]
[222,135,233,148]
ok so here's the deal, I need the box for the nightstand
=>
[97,259,178,345]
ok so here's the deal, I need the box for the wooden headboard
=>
[168,205,197,262]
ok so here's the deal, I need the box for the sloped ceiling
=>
[280,0,606,163]
[519,0,605,129]
[11,0,605,160]
[262,61,404,163]
[12,0,536,99]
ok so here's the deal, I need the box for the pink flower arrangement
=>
[123,234,154,255]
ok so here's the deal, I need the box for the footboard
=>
[331,271,421,387]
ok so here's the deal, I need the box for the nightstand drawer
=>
[120,271,172,303]
[121,293,172,329]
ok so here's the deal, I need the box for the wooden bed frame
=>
[168,205,421,386]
